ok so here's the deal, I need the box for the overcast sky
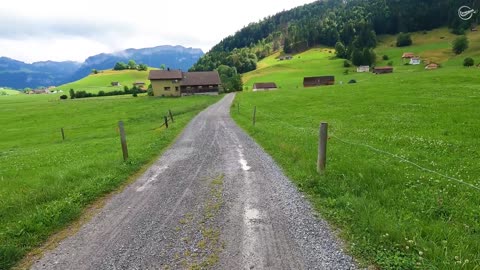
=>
[0,0,316,63]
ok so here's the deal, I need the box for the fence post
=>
[164,116,169,129]
[118,121,128,161]
[61,128,65,141]
[169,109,174,123]
[317,122,328,173]
[253,106,257,126]
[238,102,240,113]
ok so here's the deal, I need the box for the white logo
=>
[458,6,477,21]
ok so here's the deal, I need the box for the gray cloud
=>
[0,12,135,40]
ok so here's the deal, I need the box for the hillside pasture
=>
[234,39,480,268]
[55,69,154,94]
[0,93,221,269]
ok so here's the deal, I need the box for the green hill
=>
[233,29,480,269]
[55,69,155,94]
[0,88,21,96]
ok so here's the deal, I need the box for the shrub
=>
[463,57,474,67]
[60,95,68,100]
[387,61,394,66]
[383,55,389,60]
[396,32,412,47]
[453,36,469,54]
[132,92,138,97]
[147,89,154,96]
[343,60,352,67]
[98,91,105,96]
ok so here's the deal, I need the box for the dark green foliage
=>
[124,85,129,93]
[60,95,68,100]
[452,36,469,54]
[351,48,364,66]
[147,88,154,96]
[98,91,105,96]
[92,69,98,74]
[69,89,75,99]
[396,32,413,47]
[335,42,347,59]
[217,65,243,92]
[383,55,389,60]
[387,61,394,66]
[138,64,148,71]
[463,57,474,67]
[283,37,292,54]
[128,60,137,70]
[343,60,352,67]
[114,62,128,70]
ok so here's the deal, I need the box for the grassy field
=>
[0,89,21,96]
[0,94,221,269]
[55,69,155,94]
[233,29,480,269]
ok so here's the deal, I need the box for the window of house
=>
[175,87,179,91]
[164,87,171,91]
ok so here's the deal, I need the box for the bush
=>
[453,36,469,54]
[463,57,474,67]
[132,92,138,97]
[387,61,394,66]
[396,32,412,47]
[147,89,154,96]
[343,60,352,67]
[60,95,68,100]
[383,55,389,60]
[98,91,105,96]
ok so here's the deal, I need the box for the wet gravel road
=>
[32,93,357,270]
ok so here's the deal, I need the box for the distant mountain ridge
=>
[0,45,204,89]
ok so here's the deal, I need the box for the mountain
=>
[0,45,204,89]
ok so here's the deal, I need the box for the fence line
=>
[243,105,480,192]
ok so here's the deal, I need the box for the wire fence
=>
[240,103,480,192]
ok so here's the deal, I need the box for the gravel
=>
[32,93,358,270]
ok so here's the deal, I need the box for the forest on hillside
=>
[191,0,476,87]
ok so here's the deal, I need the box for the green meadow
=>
[0,94,220,269]
[0,89,20,96]
[55,69,154,94]
[233,29,480,269]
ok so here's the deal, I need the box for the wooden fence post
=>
[118,121,128,161]
[61,128,65,141]
[169,109,174,123]
[164,116,169,129]
[317,122,328,173]
[238,102,240,113]
[253,106,257,126]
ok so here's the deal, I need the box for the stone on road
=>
[32,93,357,270]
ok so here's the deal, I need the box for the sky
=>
[0,0,316,63]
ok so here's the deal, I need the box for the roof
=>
[133,81,145,84]
[304,76,335,81]
[253,82,277,89]
[181,71,221,86]
[148,70,183,80]
[402,52,415,58]
[374,66,393,70]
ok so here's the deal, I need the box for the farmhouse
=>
[402,52,415,64]
[373,66,393,74]
[410,57,421,65]
[148,70,221,97]
[303,76,335,87]
[357,66,370,73]
[253,82,277,91]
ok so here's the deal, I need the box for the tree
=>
[452,36,469,54]
[160,64,167,70]
[69,89,75,99]
[463,57,474,67]
[351,48,365,66]
[335,41,347,59]
[60,95,68,100]
[128,60,137,70]
[114,62,127,70]
[396,32,412,47]
[363,48,376,66]
[283,37,292,54]
[138,64,148,71]
[92,69,99,74]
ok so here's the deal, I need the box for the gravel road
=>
[32,93,357,270]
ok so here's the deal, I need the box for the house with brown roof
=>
[303,76,335,87]
[148,70,221,97]
[373,66,394,74]
[253,82,277,91]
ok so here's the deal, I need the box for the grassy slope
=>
[55,69,154,94]
[0,89,21,95]
[0,94,221,269]
[233,28,480,269]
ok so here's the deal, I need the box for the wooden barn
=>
[373,66,393,74]
[253,82,277,91]
[303,76,335,87]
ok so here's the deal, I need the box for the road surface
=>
[32,93,357,270]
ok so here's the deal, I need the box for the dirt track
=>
[32,93,357,270]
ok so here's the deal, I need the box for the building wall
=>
[151,80,181,97]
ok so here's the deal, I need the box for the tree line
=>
[191,0,477,75]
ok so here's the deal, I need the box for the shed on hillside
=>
[303,76,335,87]
[373,66,393,74]
[253,82,277,91]
[111,82,120,86]
[425,63,439,70]
[357,66,370,73]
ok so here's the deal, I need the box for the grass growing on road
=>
[232,44,480,268]
[0,94,220,269]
